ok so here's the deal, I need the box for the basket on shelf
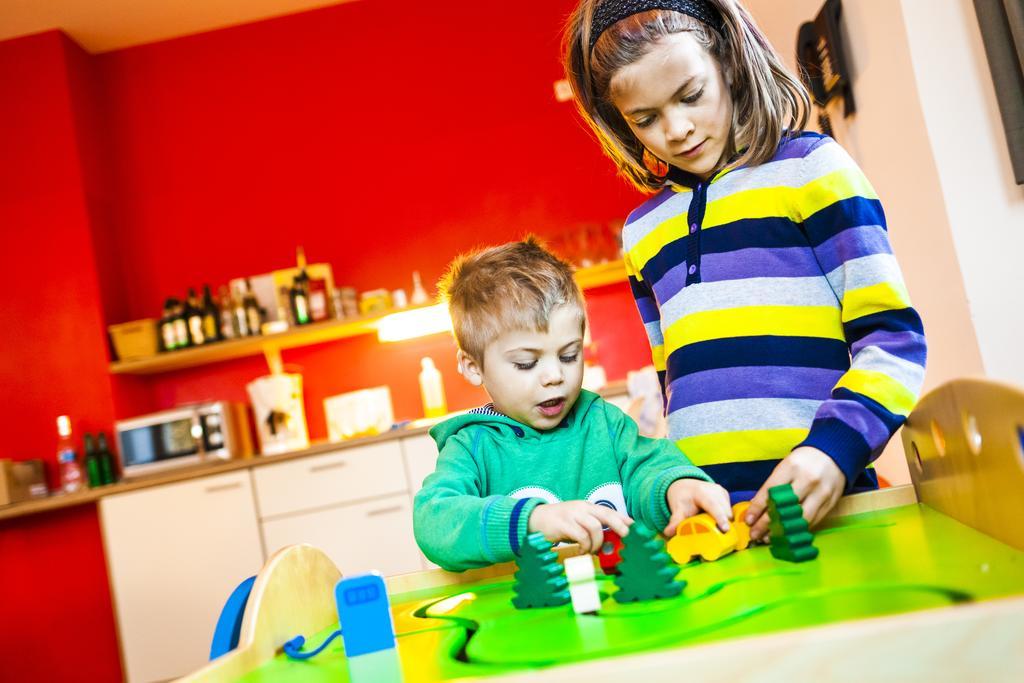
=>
[108,319,159,361]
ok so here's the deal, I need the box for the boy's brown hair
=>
[439,237,585,363]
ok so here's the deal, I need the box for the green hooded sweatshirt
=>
[413,390,711,571]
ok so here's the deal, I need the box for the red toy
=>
[597,528,624,575]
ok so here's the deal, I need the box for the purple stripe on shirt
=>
[850,329,927,365]
[635,295,660,324]
[666,366,846,411]
[811,399,892,450]
[814,225,892,273]
[701,246,824,282]
[650,261,689,305]
[627,188,678,224]
[773,134,826,162]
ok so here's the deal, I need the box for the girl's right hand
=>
[527,501,632,554]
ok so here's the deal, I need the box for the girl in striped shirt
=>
[562,0,927,541]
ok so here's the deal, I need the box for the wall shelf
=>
[108,260,627,376]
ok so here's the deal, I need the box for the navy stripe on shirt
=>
[509,497,531,556]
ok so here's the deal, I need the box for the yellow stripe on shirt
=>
[662,305,845,355]
[629,212,692,275]
[835,369,918,417]
[651,343,666,372]
[796,167,879,221]
[842,281,911,322]
[703,185,801,229]
[676,428,812,465]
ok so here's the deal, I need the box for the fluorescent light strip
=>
[376,303,453,342]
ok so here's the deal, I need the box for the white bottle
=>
[419,357,448,419]
[410,271,430,306]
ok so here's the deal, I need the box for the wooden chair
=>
[900,377,1024,551]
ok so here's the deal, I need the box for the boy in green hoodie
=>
[413,239,731,571]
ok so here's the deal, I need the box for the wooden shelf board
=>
[108,260,627,376]
[574,260,628,289]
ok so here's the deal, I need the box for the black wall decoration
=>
[796,0,855,140]
[974,0,1024,185]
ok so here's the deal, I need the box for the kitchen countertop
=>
[0,381,630,523]
[0,422,435,523]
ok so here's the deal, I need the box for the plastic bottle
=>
[56,415,85,494]
[410,271,430,306]
[418,357,448,419]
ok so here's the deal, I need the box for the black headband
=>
[589,0,725,49]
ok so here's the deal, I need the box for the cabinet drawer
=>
[253,440,409,519]
[261,493,421,577]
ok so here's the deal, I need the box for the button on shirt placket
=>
[685,182,709,286]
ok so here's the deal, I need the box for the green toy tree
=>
[768,484,819,562]
[511,532,570,609]
[613,522,686,603]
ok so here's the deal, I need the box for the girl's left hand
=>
[744,447,846,542]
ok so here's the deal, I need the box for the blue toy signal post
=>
[335,572,396,657]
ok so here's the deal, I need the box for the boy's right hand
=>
[527,501,632,554]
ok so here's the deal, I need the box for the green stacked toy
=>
[613,522,686,603]
[767,483,819,562]
[511,532,571,609]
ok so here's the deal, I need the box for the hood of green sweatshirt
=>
[429,389,602,449]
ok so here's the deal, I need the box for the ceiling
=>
[0,0,360,53]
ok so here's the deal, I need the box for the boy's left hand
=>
[663,479,732,537]
[744,446,846,542]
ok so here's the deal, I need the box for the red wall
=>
[1,2,652,680]
[0,32,123,682]
[95,0,651,431]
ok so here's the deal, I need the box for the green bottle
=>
[83,433,102,488]
[97,432,117,485]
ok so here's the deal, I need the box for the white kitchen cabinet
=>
[401,434,442,570]
[260,493,421,576]
[252,440,408,519]
[100,471,264,683]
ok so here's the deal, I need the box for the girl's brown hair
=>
[563,0,810,192]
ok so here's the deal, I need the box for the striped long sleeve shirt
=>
[622,132,927,497]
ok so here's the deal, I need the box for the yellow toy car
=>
[666,501,752,564]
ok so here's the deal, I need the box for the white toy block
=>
[564,555,601,614]
[564,555,596,582]
[568,581,601,614]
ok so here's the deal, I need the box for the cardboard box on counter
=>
[0,459,48,506]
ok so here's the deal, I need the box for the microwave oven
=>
[114,402,253,479]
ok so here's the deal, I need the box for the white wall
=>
[745,0,990,485]
[900,0,1024,387]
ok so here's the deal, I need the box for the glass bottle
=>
[97,432,117,485]
[159,298,178,352]
[243,279,263,336]
[201,284,222,343]
[83,433,102,488]
[185,288,206,345]
[171,297,190,349]
[218,286,237,340]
